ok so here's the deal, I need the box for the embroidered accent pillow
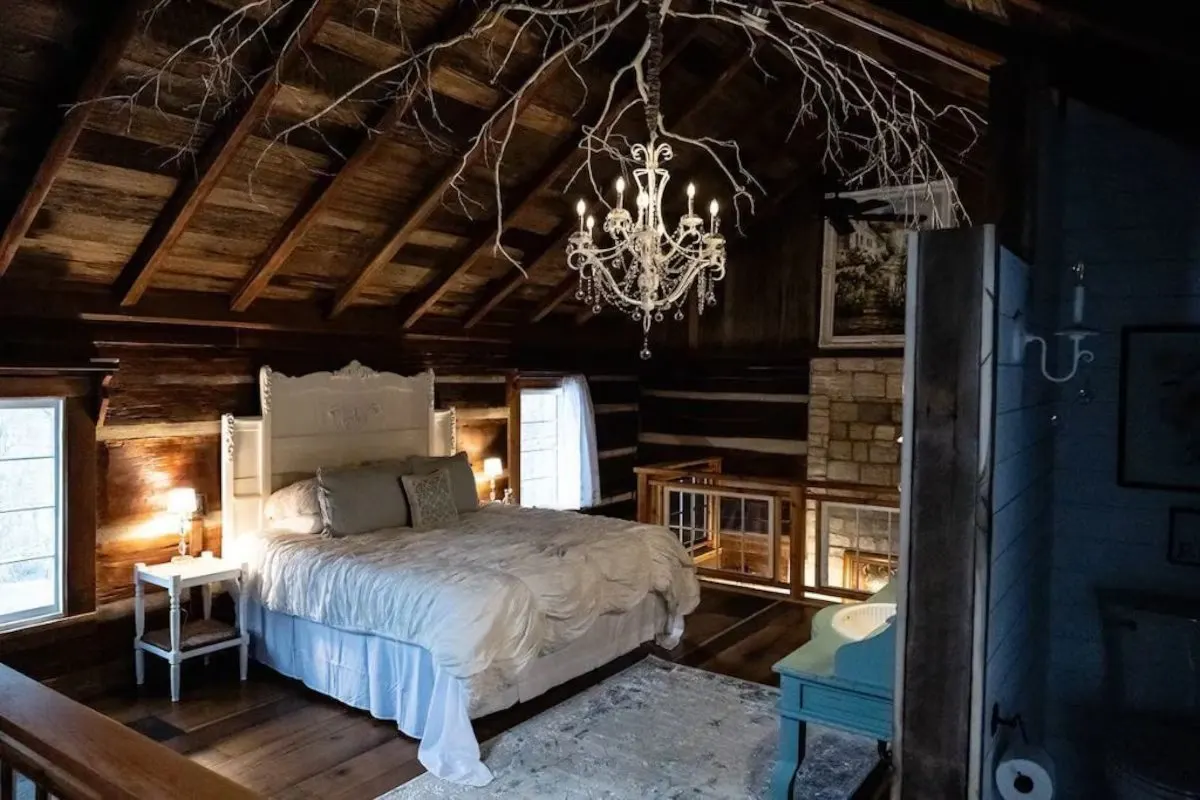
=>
[400,469,459,532]
[406,452,479,513]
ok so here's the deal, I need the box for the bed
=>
[219,362,700,786]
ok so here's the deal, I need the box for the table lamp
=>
[483,457,503,502]
[166,487,198,560]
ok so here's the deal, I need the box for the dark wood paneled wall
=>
[637,358,810,479]
[587,374,639,519]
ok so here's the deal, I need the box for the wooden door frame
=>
[506,374,566,506]
[893,226,993,799]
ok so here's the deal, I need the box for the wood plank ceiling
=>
[0,0,997,341]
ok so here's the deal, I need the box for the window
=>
[520,388,565,508]
[0,397,65,630]
[518,377,599,510]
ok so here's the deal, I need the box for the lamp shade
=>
[166,487,198,516]
[483,457,504,478]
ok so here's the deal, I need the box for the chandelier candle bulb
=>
[576,199,587,231]
[687,182,696,215]
[616,177,626,208]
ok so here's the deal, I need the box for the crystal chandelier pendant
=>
[562,0,727,359]
[565,143,727,358]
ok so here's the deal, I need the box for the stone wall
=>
[807,356,904,487]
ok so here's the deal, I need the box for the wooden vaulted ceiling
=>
[0,0,1006,343]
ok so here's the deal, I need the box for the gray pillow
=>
[317,464,410,536]
[406,452,479,513]
[400,469,460,531]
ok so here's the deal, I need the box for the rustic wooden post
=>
[636,470,652,523]
[894,226,994,799]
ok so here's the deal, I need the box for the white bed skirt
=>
[246,595,668,786]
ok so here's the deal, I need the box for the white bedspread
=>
[242,505,699,680]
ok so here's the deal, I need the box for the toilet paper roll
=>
[995,743,1055,800]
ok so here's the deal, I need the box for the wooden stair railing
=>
[0,663,258,800]
[635,459,901,602]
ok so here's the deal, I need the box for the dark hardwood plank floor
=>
[88,587,890,799]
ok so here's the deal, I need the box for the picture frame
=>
[1168,508,1200,567]
[1117,326,1200,492]
[818,181,955,349]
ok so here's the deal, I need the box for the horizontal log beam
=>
[0,285,512,344]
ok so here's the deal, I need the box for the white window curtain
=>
[556,375,600,509]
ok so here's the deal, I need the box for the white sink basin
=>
[830,602,897,641]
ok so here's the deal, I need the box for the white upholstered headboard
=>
[220,361,454,546]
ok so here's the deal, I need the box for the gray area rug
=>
[381,656,879,799]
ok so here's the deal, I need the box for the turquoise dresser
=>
[770,584,895,799]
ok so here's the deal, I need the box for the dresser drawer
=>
[779,679,892,741]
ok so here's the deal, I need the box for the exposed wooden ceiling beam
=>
[463,221,575,328]
[530,273,581,323]
[409,32,703,331]
[111,0,338,307]
[822,0,1004,76]
[229,4,483,313]
[0,284,512,345]
[330,37,581,322]
[0,1,145,278]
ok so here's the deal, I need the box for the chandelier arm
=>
[580,255,656,310]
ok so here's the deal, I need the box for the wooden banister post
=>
[636,471,652,523]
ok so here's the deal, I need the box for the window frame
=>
[0,396,67,632]
[518,385,566,509]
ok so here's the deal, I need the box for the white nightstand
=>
[133,552,249,702]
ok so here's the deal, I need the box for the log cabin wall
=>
[0,319,638,694]
[587,374,639,519]
[635,187,820,479]
[90,340,522,607]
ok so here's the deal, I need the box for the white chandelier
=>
[564,0,727,359]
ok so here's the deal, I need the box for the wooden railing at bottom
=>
[635,458,901,602]
[0,663,258,800]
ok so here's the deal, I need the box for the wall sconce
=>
[483,457,504,503]
[1013,261,1097,384]
[166,487,198,560]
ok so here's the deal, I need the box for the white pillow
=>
[270,515,324,535]
[265,477,319,520]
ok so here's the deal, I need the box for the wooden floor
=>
[89,587,891,799]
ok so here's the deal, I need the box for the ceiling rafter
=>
[112,0,339,307]
[530,272,583,323]
[229,3,485,313]
[464,221,574,328]
[410,30,706,331]
[0,0,145,278]
[329,33,583,321]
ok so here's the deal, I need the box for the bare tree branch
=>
[90,0,983,276]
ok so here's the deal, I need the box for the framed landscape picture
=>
[818,181,955,349]
[1118,326,1200,491]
